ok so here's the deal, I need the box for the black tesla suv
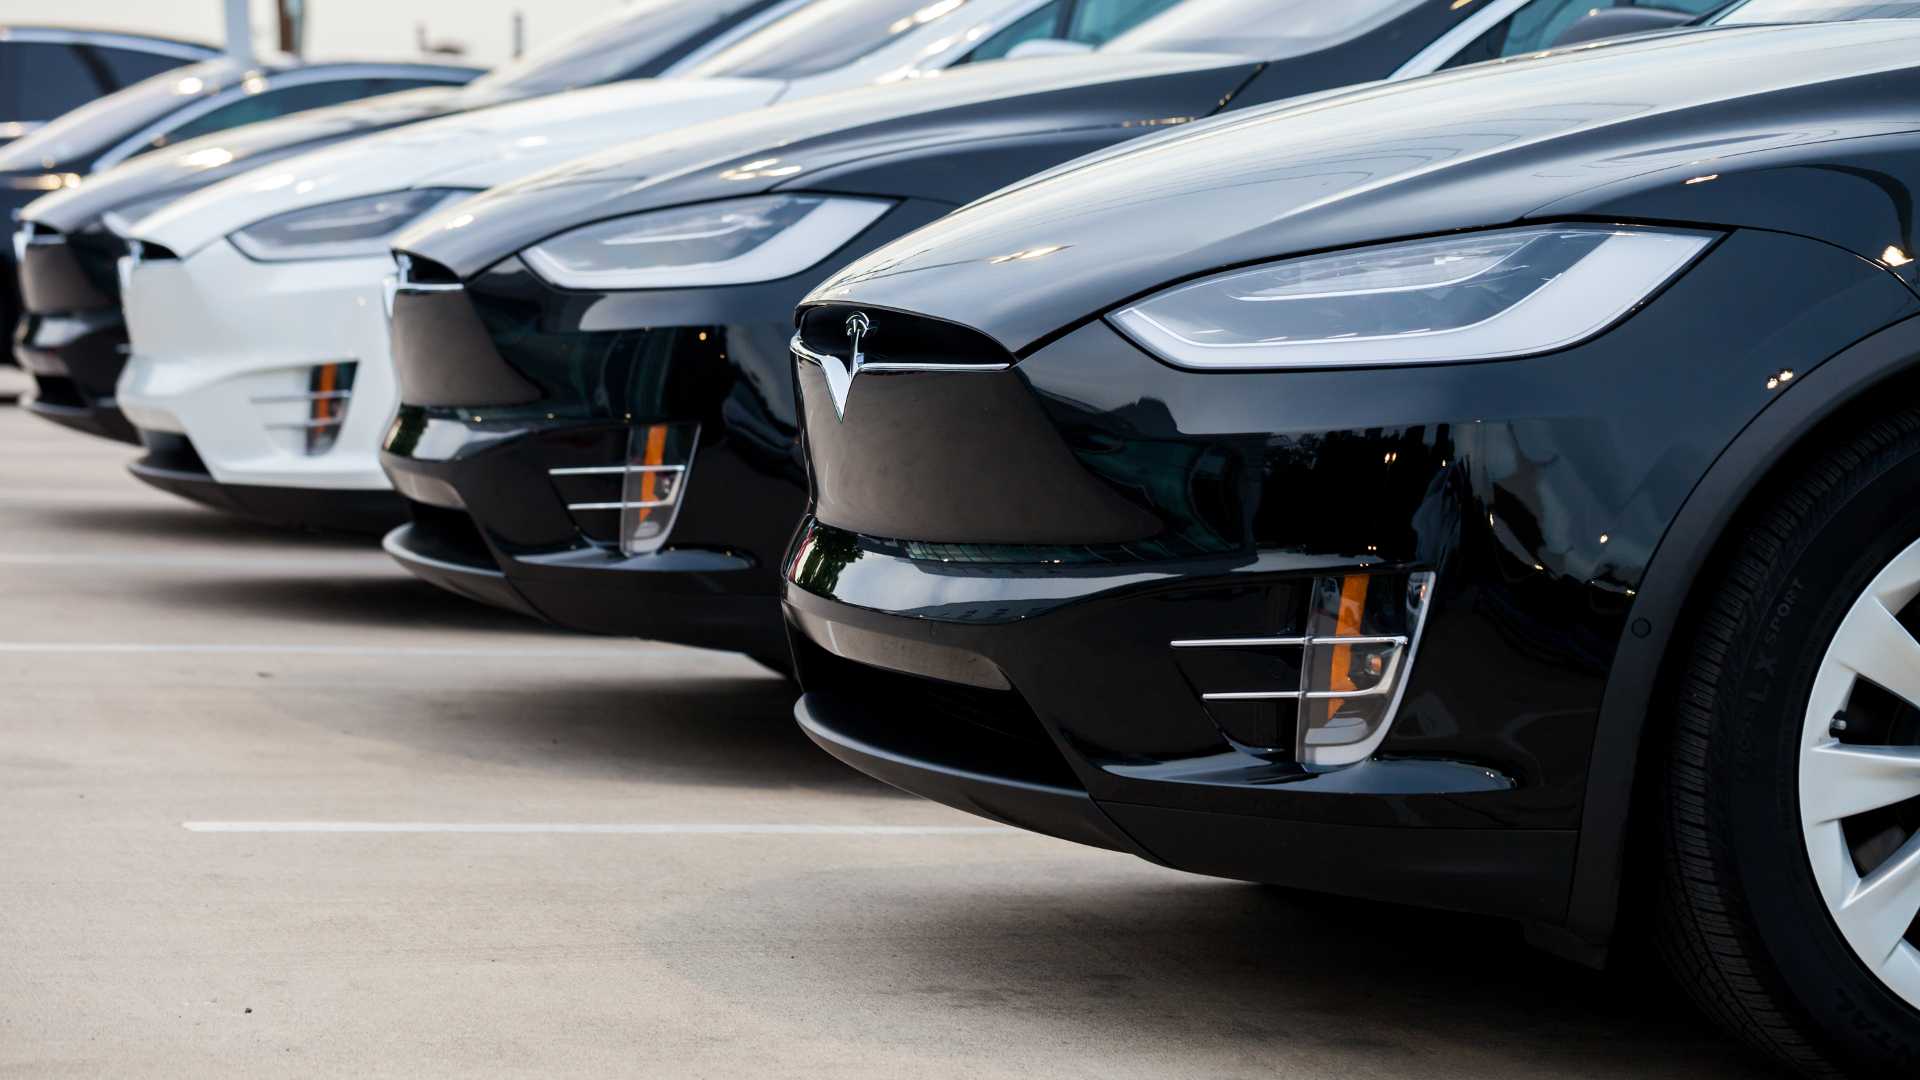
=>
[785,13,1920,1077]
[376,0,1696,668]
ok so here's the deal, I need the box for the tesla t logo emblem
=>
[821,312,873,421]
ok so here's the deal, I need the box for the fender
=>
[1562,311,1920,955]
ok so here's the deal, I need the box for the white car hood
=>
[129,77,786,256]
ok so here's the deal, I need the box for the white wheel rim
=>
[1802,535,1920,1009]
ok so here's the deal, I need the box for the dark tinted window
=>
[961,0,1069,62]
[467,0,773,93]
[90,46,192,89]
[1440,0,1720,70]
[1068,0,1184,44]
[150,77,437,149]
[680,0,981,79]
[959,0,1184,63]
[1714,1,1920,21]
[1105,0,1424,59]
[8,42,105,122]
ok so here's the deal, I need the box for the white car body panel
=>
[118,242,396,490]
[127,77,787,257]
[113,0,1064,502]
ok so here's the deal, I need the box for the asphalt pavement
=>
[0,388,1766,1078]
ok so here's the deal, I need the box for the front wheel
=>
[1658,410,1920,1076]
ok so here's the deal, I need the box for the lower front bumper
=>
[130,432,406,535]
[13,309,137,444]
[784,523,1579,924]
[117,244,398,491]
[795,672,1577,921]
[381,412,802,663]
[382,508,784,657]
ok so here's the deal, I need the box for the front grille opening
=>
[68,230,130,299]
[793,633,1082,791]
[402,500,496,570]
[131,239,179,262]
[30,375,86,409]
[400,254,461,286]
[138,431,209,475]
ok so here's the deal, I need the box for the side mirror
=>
[1551,7,1698,48]
[1004,38,1096,61]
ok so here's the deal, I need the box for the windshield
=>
[468,0,766,94]
[0,57,266,172]
[677,0,982,80]
[1104,0,1425,59]
[1713,1,1920,21]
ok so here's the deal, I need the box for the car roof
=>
[0,25,220,57]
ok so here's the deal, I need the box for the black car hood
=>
[395,51,1260,278]
[805,21,1920,354]
[23,84,482,234]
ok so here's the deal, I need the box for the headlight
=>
[230,188,472,262]
[1109,224,1715,370]
[521,194,893,290]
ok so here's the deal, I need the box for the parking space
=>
[0,400,1761,1077]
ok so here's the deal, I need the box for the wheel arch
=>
[1564,311,1920,953]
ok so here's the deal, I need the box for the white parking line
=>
[0,552,390,572]
[0,642,681,657]
[184,822,1017,835]
[0,489,172,504]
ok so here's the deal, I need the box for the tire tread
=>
[1656,410,1920,1078]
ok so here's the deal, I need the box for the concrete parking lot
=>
[0,383,1764,1079]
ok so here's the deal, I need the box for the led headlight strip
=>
[1111,224,1715,370]
[521,194,893,291]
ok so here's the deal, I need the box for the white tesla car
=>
[109,0,1183,530]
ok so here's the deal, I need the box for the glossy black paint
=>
[0,28,217,143]
[811,21,1920,352]
[11,229,136,440]
[381,0,1515,651]
[378,251,859,666]
[785,20,1920,944]
[0,27,217,338]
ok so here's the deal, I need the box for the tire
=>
[1658,408,1920,1077]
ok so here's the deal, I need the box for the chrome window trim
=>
[1392,0,1533,79]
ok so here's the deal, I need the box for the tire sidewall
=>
[1717,449,1920,1072]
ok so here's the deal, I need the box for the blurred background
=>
[0,0,629,65]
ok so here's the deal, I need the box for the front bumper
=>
[118,241,400,503]
[130,430,406,534]
[14,308,137,442]
[783,227,1920,924]
[381,412,797,660]
[374,254,820,659]
[786,530,1573,921]
[11,225,138,442]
